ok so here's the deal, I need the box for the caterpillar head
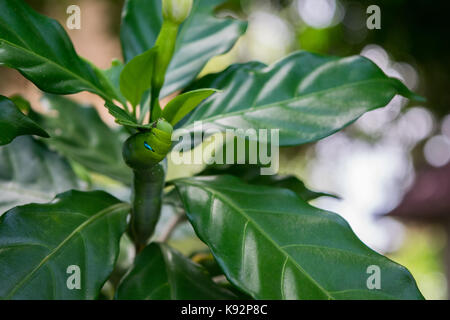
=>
[123,119,173,170]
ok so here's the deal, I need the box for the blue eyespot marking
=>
[144,141,154,152]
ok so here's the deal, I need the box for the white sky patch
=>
[297,0,339,29]
[396,107,435,146]
[307,133,414,252]
[441,114,450,139]
[355,96,404,135]
[424,135,450,167]
[244,11,293,64]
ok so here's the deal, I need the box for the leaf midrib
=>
[0,39,107,99]
[5,202,129,299]
[181,78,396,129]
[178,179,333,299]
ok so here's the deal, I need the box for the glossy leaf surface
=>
[94,59,127,105]
[198,164,337,201]
[163,89,218,125]
[0,136,78,215]
[104,102,137,126]
[120,48,158,107]
[173,175,424,300]
[116,243,236,299]
[38,95,131,184]
[180,52,423,147]
[104,102,154,130]
[0,190,130,299]
[0,96,49,145]
[0,0,116,100]
[120,0,247,97]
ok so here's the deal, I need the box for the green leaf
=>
[173,175,424,300]
[104,102,135,124]
[179,52,423,147]
[198,165,337,202]
[38,95,132,184]
[120,48,158,107]
[163,89,218,126]
[116,243,236,299]
[120,0,247,97]
[93,59,127,105]
[0,136,79,215]
[105,102,157,131]
[104,102,136,125]
[9,95,31,113]
[0,0,117,100]
[0,190,130,299]
[263,176,339,202]
[0,96,49,145]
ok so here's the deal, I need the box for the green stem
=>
[139,94,151,124]
[150,91,162,122]
[150,20,179,122]
[132,104,137,118]
[129,162,166,253]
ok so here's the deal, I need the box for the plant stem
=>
[132,104,136,118]
[150,20,179,122]
[150,92,162,122]
[129,162,166,253]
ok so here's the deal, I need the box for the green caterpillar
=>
[122,119,173,251]
[123,119,173,169]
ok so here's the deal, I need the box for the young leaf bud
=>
[162,0,193,24]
